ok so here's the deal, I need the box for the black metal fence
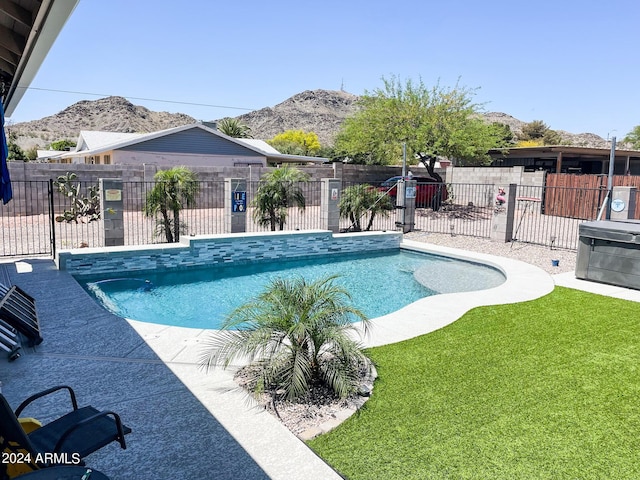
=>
[414,183,494,238]
[0,181,53,256]
[511,184,599,250]
[0,179,603,257]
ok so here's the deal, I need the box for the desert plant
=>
[339,184,393,231]
[143,166,199,243]
[252,166,309,231]
[53,172,100,223]
[216,118,252,138]
[199,275,373,402]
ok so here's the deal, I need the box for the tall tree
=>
[199,275,373,402]
[144,167,199,243]
[623,126,640,149]
[216,118,253,138]
[334,76,505,181]
[252,166,309,231]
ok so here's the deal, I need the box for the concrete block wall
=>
[7,162,446,186]
[443,166,545,207]
[57,230,403,276]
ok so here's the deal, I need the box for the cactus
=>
[53,173,101,223]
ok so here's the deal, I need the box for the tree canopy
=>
[517,120,564,146]
[268,130,322,156]
[50,139,77,151]
[623,126,640,149]
[333,76,508,179]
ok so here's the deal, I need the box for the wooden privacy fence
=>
[545,174,640,220]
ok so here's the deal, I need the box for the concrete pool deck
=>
[1,240,639,479]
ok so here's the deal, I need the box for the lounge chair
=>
[0,284,43,353]
[0,385,131,478]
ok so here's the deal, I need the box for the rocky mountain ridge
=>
[8,90,619,152]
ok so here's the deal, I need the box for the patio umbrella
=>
[0,101,12,205]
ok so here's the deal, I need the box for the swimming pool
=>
[79,249,505,329]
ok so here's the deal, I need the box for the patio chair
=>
[0,386,131,478]
[0,284,42,350]
[0,319,21,361]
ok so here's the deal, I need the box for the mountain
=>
[234,89,359,146]
[8,90,617,152]
[10,96,196,151]
[482,112,616,149]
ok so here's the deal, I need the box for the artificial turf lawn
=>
[308,287,640,479]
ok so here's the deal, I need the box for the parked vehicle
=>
[379,176,447,210]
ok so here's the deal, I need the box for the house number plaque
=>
[105,189,122,202]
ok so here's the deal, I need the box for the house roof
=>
[61,123,328,164]
[77,130,143,151]
[1,0,80,115]
[36,149,65,160]
[490,145,640,159]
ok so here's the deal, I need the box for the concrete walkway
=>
[1,242,637,479]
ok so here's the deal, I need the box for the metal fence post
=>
[48,179,56,258]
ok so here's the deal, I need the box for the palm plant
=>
[252,166,309,231]
[199,275,373,402]
[339,184,394,231]
[143,166,199,243]
[216,117,253,138]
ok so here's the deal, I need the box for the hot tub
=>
[576,220,640,290]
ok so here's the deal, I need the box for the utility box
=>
[576,220,640,290]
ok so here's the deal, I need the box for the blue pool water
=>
[79,250,505,329]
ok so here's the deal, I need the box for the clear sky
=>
[7,0,640,141]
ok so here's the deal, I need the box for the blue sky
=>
[8,0,640,141]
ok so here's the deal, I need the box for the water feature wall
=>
[56,230,402,276]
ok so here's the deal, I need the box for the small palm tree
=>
[217,118,253,138]
[199,275,373,402]
[143,166,199,243]
[339,184,394,231]
[253,166,309,231]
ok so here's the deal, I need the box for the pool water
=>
[80,250,505,329]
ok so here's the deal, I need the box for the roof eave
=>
[4,0,81,116]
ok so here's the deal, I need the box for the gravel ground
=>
[404,231,577,275]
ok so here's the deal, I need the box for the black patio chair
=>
[0,386,131,478]
[0,284,43,350]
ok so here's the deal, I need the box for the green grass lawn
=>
[308,287,640,479]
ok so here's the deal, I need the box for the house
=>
[43,123,327,167]
[489,146,640,175]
